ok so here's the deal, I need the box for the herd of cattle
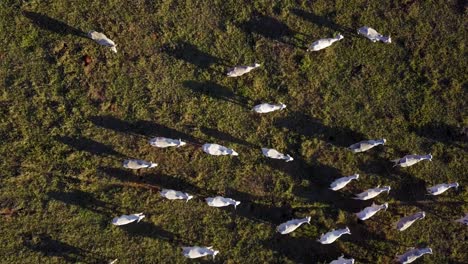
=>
[82,22,467,264]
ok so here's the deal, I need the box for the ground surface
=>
[0,0,467,263]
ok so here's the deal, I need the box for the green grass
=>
[0,0,466,263]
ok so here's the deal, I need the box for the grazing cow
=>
[277,217,311,235]
[307,34,344,51]
[252,103,286,113]
[349,139,386,153]
[356,203,388,220]
[354,186,391,200]
[202,143,238,156]
[261,148,293,162]
[318,227,351,244]
[455,214,468,225]
[330,255,355,264]
[206,196,240,209]
[395,247,432,263]
[330,174,359,191]
[357,26,391,43]
[111,213,145,226]
[159,189,193,202]
[182,246,219,259]
[392,154,432,167]
[227,63,261,77]
[427,182,459,195]
[88,30,117,53]
[396,212,426,231]
[123,159,158,169]
[149,137,186,148]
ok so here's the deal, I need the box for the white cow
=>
[261,148,293,162]
[349,139,386,153]
[354,186,391,200]
[356,203,388,220]
[182,246,219,259]
[202,143,238,156]
[277,217,311,234]
[392,154,432,167]
[252,103,286,113]
[227,63,261,77]
[149,137,186,148]
[396,212,425,231]
[455,214,468,225]
[395,247,432,263]
[307,34,344,51]
[111,213,145,226]
[88,30,117,53]
[357,26,391,43]
[330,174,359,191]
[206,196,240,209]
[330,255,355,264]
[159,189,193,202]
[427,182,459,195]
[123,159,158,169]
[318,227,351,244]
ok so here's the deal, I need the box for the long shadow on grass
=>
[183,80,249,108]
[238,13,308,47]
[295,161,365,214]
[199,126,258,148]
[23,11,87,37]
[56,136,124,157]
[263,233,341,263]
[100,167,211,196]
[120,221,187,245]
[398,200,465,221]
[89,115,201,144]
[223,188,296,225]
[22,233,104,262]
[161,41,229,70]
[47,189,115,217]
[274,112,366,148]
[389,170,429,202]
[263,153,363,214]
[55,136,123,157]
[290,9,358,38]
[346,222,404,262]
[357,151,393,176]
[409,122,466,149]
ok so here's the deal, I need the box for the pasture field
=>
[0,0,466,263]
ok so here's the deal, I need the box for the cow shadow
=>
[55,136,124,157]
[237,13,308,47]
[23,11,86,37]
[409,123,466,149]
[161,41,229,70]
[294,160,364,214]
[274,112,366,148]
[389,170,429,202]
[47,189,115,217]
[346,222,403,261]
[357,151,393,176]
[263,233,341,263]
[100,167,210,197]
[398,200,465,221]
[222,188,296,225]
[199,126,257,148]
[290,9,358,38]
[89,115,201,144]
[183,80,250,108]
[22,233,104,263]
[121,221,185,244]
